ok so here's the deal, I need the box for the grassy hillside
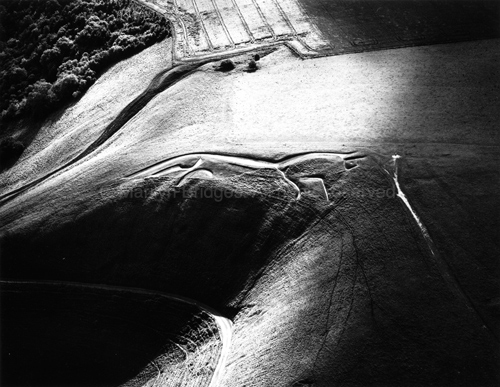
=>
[0,37,172,190]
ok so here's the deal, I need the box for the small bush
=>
[219,59,235,72]
[247,59,257,72]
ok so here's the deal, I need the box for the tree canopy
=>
[0,0,170,123]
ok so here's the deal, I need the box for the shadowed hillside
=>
[1,150,498,386]
[0,281,222,387]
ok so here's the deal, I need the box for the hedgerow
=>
[0,0,170,123]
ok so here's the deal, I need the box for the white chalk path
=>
[390,155,437,257]
[208,314,232,387]
[386,155,494,339]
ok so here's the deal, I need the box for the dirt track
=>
[0,63,202,205]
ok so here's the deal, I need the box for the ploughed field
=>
[138,0,499,59]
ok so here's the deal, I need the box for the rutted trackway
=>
[0,63,207,206]
[0,279,233,387]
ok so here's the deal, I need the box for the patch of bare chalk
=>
[390,155,436,256]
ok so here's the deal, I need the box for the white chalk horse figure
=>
[127,152,362,201]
